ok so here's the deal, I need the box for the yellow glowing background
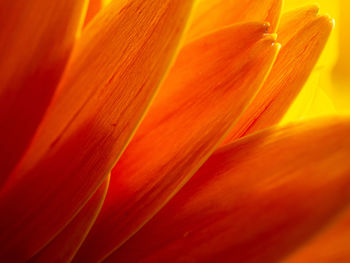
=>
[282,0,350,123]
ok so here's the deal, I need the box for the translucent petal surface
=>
[107,118,350,263]
[0,0,87,184]
[75,22,279,262]
[222,6,334,144]
[186,0,282,42]
[0,0,195,260]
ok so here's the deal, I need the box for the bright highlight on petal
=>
[0,0,87,184]
[186,0,282,42]
[106,118,350,263]
[222,6,334,144]
[74,22,279,262]
[83,0,103,26]
[0,0,195,261]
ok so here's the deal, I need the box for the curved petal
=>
[106,118,350,263]
[283,206,350,263]
[186,0,282,42]
[0,0,195,261]
[222,7,334,144]
[0,0,87,184]
[83,0,102,26]
[74,22,279,262]
[28,176,109,263]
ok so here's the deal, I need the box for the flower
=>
[0,0,349,262]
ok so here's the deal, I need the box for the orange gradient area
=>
[0,0,195,261]
[0,0,87,185]
[186,0,282,42]
[284,207,350,263]
[1,0,350,262]
[105,118,350,263]
[222,6,334,144]
[74,22,279,262]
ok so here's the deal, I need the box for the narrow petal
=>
[105,118,350,263]
[28,176,109,263]
[83,0,102,26]
[283,207,350,263]
[222,7,333,144]
[74,22,279,262]
[186,0,282,42]
[0,0,195,260]
[0,0,87,184]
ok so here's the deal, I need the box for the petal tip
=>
[315,14,335,31]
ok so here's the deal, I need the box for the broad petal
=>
[28,176,109,263]
[0,0,195,260]
[283,207,350,263]
[105,118,350,263]
[0,0,87,184]
[74,22,279,262]
[186,0,282,42]
[222,6,334,144]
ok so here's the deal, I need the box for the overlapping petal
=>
[28,176,109,263]
[84,0,103,26]
[74,22,280,262]
[106,118,350,263]
[283,206,350,263]
[186,0,282,42]
[0,0,195,260]
[0,0,87,184]
[222,6,334,144]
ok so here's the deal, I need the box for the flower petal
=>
[222,7,334,144]
[105,118,350,263]
[186,0,282,42]
[283,207,350,263]
[28,176,109,263]
[74,22,279,262]
[83,0,102,26]
[0,0,87,184]
[0,0,195,260]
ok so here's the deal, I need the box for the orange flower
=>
[0,0,349,262]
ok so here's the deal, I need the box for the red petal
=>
[28,176,109,263]
[74,22,279,262]
[222,6,334,144]
[283,207,350,263]
[105,118,350,263]
[0,0,195,260]
[0,0,86,183]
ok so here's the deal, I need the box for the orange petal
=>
[74,22,279,262]
[0,0,87,184]
[0,0,195,261]
[105,118,350,263]
[186,0,282,42]
[83,0,102,27]
[222,6,334,144]
[28,176,109,263]
[283,206,350,263]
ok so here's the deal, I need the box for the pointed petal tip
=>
[308,3,320,14]
[319,14,335,28]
